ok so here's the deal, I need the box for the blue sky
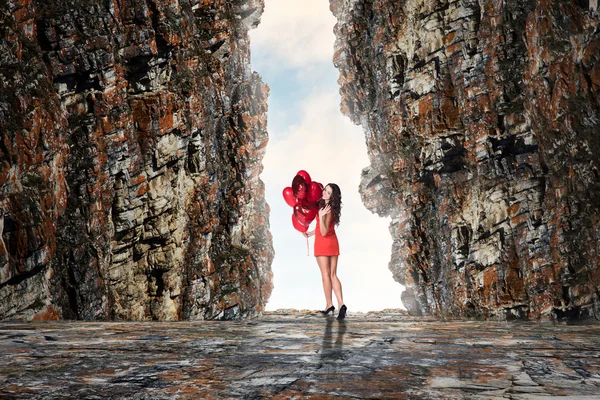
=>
[250,0,404,312]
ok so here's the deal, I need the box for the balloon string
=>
[306,236,309,256]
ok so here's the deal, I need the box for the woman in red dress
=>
[304,183,346,320]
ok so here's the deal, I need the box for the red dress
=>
[314,214,340,256]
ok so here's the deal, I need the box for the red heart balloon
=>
[294,203,318,226]
[282,187,296,207]
[296,170,311,185]
[307,181,323,204]
[292,175,307,200]
[292,214,308,232]
[299,197,318,210]
[305,207,318,223]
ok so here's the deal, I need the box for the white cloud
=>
[265,91,360,184]
[250,0,337,69]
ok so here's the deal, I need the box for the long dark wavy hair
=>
[319,183,342,226]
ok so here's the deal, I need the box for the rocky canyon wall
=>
[0,0,273,320]
[331,0,600,319]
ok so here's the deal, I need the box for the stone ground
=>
[1,310,599,399]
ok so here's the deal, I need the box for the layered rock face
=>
[331,0,600,319]
[0,0,273,320]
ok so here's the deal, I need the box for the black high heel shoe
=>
[320,305,335,315]
[336,305,347,320]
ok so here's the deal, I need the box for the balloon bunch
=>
[282,170,323,232]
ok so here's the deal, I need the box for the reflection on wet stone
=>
[1,311,599,399]
[320,318,347,363]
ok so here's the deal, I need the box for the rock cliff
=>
[0,0,273,320]
[331,0,600,319]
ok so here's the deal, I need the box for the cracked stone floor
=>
[1,310,599,399]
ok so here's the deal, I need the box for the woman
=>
[303,183,347,320]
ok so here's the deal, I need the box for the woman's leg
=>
[329,256,344,307]
[316,256,333,308]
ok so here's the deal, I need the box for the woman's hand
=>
[303,230,315,238]
[318,205,331,218]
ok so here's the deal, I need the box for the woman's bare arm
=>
[319,205,331,236]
